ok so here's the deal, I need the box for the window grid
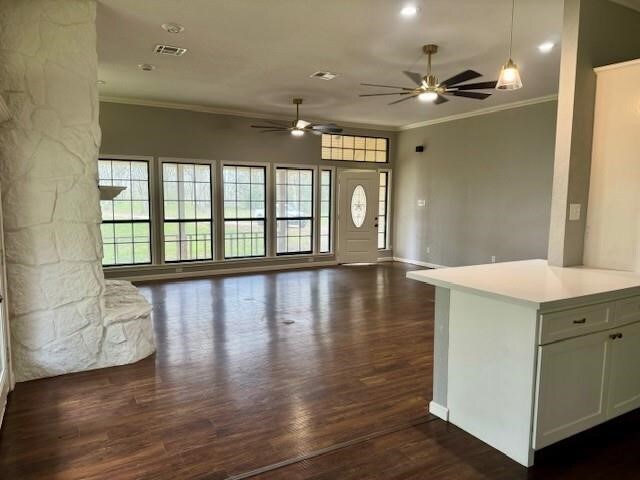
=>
[321,134,388,163]
[319,170,332,253]
[99,159,151,266]
[223,165,266,258]
[378,172,389,250]
[162,162,213,263]
[276,167,314,255]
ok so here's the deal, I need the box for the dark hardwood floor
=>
[0,262,639,479]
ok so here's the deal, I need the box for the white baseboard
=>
[111,260,338,282]
[377,257,394,262]
[429,401,450,421]
[393,256,447,269]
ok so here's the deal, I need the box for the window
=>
[321,134,388,163]
[162,162,213,262]
[319,170,332,253]
[378,172,389,249]
[276,168,313,255]
[223,165,266,258]
[99,159,151,266]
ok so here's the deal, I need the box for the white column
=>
[0,0,106,381]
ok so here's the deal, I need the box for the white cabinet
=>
[534,319,640,450]
[608,321,640,419]
[534,331,610,449]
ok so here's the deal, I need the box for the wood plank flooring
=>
[1,262,639,479]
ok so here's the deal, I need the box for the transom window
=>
[162,162,213,262]
[321,134,388,163]
[223,165,266,258]
[98,159,151,266]
[319,170,332,253]
[276,168,314,255]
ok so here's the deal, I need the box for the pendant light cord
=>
[509,0,515,59]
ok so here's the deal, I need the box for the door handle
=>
[573,318,587,324]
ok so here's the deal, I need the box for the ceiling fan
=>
[360,44,497,106]
[250,98,343,137]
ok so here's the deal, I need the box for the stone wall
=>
[0,0,154,381]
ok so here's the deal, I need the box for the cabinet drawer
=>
[539,304,612,344]
[613,296,640,327]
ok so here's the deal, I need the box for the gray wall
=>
[394,100,558,267]
[548,0,640,266]
[99,102,396,169]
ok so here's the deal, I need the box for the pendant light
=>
[496,0,523,90]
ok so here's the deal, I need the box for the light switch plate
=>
[417,199,426,207]
[569,203,581,221]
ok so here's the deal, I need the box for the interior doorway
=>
[337,169,379,264]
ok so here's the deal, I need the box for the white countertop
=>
[407,259,640,309]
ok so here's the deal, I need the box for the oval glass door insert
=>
[350,185,367,228]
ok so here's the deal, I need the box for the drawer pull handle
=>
[610,333,623,340]
[573,318,587,324]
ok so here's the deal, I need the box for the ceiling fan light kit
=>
[496,0,523,90]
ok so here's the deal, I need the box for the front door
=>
[337,170,379,264]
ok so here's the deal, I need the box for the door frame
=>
[336,168,380,264]
[0,184,15,427]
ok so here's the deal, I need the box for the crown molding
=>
[0,95,10,124]
[98,96,397,132]
[594,57,640,73]
[99,93,559,134]
[398,94,558,131]
[609,0,640,13]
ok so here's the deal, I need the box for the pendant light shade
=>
[497,0,523,90]
[496,58,523,90]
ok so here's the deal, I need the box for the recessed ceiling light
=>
[162,22,184,34]
[538,41,555,53]
[138,63,156,71]
[400,5,419,17]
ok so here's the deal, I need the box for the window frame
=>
[221,162,269,260]
[274,166,315,256]
[321,134,390,163]
[377,168,392,251]
[99,155,155,267]
[318,167,335,254]
[159,158,215,264]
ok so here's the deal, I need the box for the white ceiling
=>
[97,0,564,129]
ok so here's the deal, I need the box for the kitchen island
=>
[408,259,640,466]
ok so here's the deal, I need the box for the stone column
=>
[0,0,106,381]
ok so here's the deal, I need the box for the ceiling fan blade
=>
[312,126,343,134]
[403,71,424,86]
[440,69,482,87]
[360,82,414,90]
[258,129,291,133]
[359,92,411,97]
[452,91,492,100]
[453,81,498,90]
[389,94,418,105]
[434,94,449,105]
[251,125,288,130]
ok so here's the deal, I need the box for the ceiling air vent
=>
[154,44,187,56]
[310,71,338,80]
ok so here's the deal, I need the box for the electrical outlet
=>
[491,256,496,263]
[417,199,426,208]
[569,203,581,221]
[426,246,431,254]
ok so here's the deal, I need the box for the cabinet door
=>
[533,331,611,449]
[608,321,640,419]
